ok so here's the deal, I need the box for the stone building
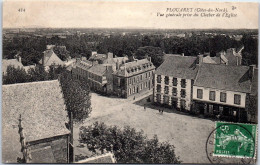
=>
[153,54,201,111]
[113,58,155,98]
[193,63,257,122]
[71,57,93,81]
[71,53,128,95]
[2,80,71,163]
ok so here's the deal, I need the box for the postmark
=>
[206,122,257,164]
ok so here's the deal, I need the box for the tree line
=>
[3,32,258,67]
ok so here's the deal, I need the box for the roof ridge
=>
[201,63,249,68]
[44,50,55,65]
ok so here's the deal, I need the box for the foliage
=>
[241,34,258,66]
[4,32,256,68]
[79,122,181,164]
[3,64,67,84]
[53,46,71,61]
[2,64,91,123]
[247,94,258,122]
[3,66,29,84]
[135,46,164,67]
[59,72,92,123]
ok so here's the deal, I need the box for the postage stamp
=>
[213,122,257,158]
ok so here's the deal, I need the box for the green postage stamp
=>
[214,122,257,158]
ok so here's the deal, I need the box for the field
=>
[74,92,215,163]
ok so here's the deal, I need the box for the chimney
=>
[116,59,119,70]
[182,53,184,56]
[82,57,87,61]
[17,56,22,63]
[147,56,151,62]
[91,51,97,56]
[197,55,203,65]
[249,65,256,80]
[107,52,113,59]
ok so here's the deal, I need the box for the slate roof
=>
[203,56,217,64]
[103,56,129,65]
[2,59,24,74]
[76,152,116,163]
[75,59,93,70]
[155,55,199,80]
[113,59,155,77]
[88,54,107,61]
[88,64,107,76]
[194,63,251,93]
[39,50,64,66]
[2,80,70,163]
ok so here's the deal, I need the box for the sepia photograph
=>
[2,1,259,164]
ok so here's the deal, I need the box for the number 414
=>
[18,8,25,12]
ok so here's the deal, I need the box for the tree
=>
[53,46,71,61]
[59,72,92,123]
[135,46,164,67]
[3,66,29,84]
[59,72,92,162]
[79,122,181,164]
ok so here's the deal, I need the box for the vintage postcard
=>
[2,0,258,164]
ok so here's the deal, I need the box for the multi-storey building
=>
[71,57,93,80]
[87,64,114,94]
[154,55,201,111]
[113,58,155,98]
[192,63,257,122]
[154,51,257,122]
[71,52,129,95]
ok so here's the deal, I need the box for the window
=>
[163,96,169,104]
[137,76,139,82]
[209,91,216,101]
[220,92,226,102]
[156,94,161,102]
[209,104,213,113]
[234,94,241,105]
[146,73,148,78]
[157,75,161,83]
[129,88,132,95]
[197,89,203,99]
[165,76,169,85]
[134,77,136,83]
[219,106,223,115]
[149,72,151,77]
[129,78,131,85]
[140,75,143,81]
[180,100,186,109]
[172,87,177,96]
[181,89,186,98]
[172,78,177,86]
[181,79,186,88]
[140,84,143,90]
[145,82,148,88]
[157,85,161,93]
[164,86,169,94]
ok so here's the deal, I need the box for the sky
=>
[3,1,259,29]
